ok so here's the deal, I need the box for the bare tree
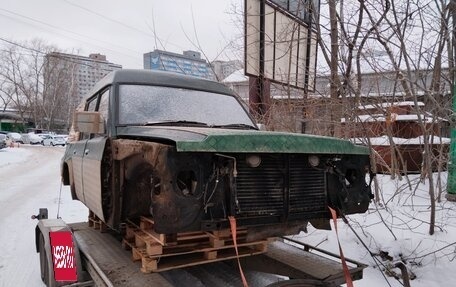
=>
[41,52,78,131]
[0,77,13,112]
[225,1,451,237]
[0,43,32,127]
[0,39,78,132]
[314,0,453,236]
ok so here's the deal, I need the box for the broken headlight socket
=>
[246,154,261,168]
[176,170,198,196]
[308,155,320,167]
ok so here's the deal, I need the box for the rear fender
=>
[35,219,85,286]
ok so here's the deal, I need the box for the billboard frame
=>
[244,0,319,92]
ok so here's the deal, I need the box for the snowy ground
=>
[291,172,456,287]
[0,146,88,287]
[0,146,455,286]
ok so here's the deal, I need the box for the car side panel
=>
[65,141,86,202]
[82,137,108,221]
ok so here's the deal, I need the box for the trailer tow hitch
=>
[31,208,48,220]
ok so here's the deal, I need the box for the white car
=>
[58,134,69,144]
[7,132,24,144]
[42,135,66,146]
[0,134,7,149]
[28,133,44,144]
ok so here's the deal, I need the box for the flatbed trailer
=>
[34,209,366,287]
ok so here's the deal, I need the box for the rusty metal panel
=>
[82,137,108,221]
[82,157,104,221]
[71,157,84,202]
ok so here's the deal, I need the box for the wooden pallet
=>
[88,211,108,233]
[122,216,268,273]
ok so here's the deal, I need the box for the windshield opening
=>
[118,85,256,128]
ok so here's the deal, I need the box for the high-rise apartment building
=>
[143,50,213,79]
[43,52,121,131]
[46,52,122,103]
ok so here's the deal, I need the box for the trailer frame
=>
[34,208,366,287]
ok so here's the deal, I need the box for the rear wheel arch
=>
[62,162,77,199]
[61,162,71,185]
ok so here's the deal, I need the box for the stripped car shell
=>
[61,69,373,240]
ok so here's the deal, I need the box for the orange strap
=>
[329,207,354,287]
[228,216,249,287]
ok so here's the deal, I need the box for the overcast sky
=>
[0,0,243,68]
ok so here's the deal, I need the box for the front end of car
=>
[112,128,373,238]
[61,70,374,239]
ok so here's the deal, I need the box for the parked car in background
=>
[42,135,66,146]
[0,134,7,149]
[28,133,44,144]
[7,132,24,144]
[38,134,51,142]
[58,134,69,145]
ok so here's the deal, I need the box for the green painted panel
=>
[176,132,370,155]
[0,122,25,132]
[448,84,456,195]
[448,126,456,194]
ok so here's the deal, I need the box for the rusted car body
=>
[61,69,373,238]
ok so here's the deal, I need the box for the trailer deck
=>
[69,222,366,287]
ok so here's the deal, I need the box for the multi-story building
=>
[46,52,122,102]
[211,60,243,81]
[44,52,121,131]
[143,49,213,80]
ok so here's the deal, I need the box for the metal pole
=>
[259,0,266,116]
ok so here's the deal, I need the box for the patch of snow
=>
[0,146,88,286]
[358,101,425,110]
[222,69,248,83]
[351,136,451,146]
[341,114,443,123]
[291,172,456,287]
[0,146,32,165]
[341,114,385,123]
[308,90,437,99]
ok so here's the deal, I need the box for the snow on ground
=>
[351,135,451,146]
[0,146,32,165]
[0,146,88,287]
[290,172,456,287]
[222,69,248,83]
[0,146,455,286]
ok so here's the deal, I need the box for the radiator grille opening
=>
[235,154,327,219]
[289,155,326,214]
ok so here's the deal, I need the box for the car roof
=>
[83,69,236,102]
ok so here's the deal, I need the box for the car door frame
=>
[70,95,99,205]
[81,87,112,222]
